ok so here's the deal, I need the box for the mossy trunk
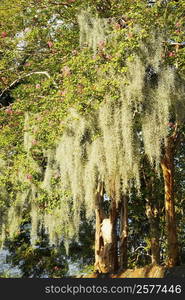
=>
[161,137,179,267]
[94,183,118,273]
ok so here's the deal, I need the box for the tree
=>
[0,0,185,275]
[142,159,161,265]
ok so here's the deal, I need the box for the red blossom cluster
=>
[47,41,53,48]
[5,108,13,115]
[53,266,61,271]
[1,31,7,38]
[98,40,106,50]
[168,51,176,57]
[26,174,33,180]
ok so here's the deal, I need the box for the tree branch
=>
[0,71,58,99]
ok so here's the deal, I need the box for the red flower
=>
[1,32,7,38]
[26,174,33,180]
[175,23,181,27]
[60,90,66,96]
[47,41,53,48]
[98,40,106,50]
[25,62,31,67]
[105,54,112,60]
[168,51,175,57]
[114,23,121,30]
[5,108,13,115]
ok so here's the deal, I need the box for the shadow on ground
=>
[81,265,185,278]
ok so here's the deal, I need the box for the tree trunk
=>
[145,176,160,265]
[94,183,118,273]
[161,136,179,267]
[145,197,160,265]
[119,195,128,269]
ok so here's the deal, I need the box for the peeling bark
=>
[161,134,179,267]
[119,195,128,269]
[94,182,118,273]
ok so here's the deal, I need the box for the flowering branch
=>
[0,71,58,100]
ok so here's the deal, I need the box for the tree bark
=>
[94,182,118,273]
[119,195,128,269]
[145,176,160,265]
[145,197,160,265]
[161,136,179,267]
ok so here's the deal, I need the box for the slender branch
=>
[166,121,183,153]
[134,246,149,253]
[129,246,151,264]
[0,71,58,99]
